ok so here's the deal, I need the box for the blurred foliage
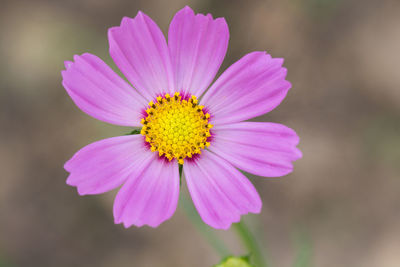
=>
[300,0,343,17]
[0,255,15,267]
[363,114,400,171]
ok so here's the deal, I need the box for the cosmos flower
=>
[62,6,301,229]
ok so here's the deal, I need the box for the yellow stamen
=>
[141,93,212,164]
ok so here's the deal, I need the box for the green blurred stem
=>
[180,194,230,257]
[233,221,268,267]
[179,168,230,257]
[293,230,312,267]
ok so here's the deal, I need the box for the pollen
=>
[140,92,212,164]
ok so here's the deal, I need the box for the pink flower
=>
[62,6,302,229]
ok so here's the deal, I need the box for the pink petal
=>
[65,135,153,195]
[61,53,147,127]
[113,158,179,228]
[184,150,261,229]
[108,12,175,102]
[210,122,302,177]
[201,52,291,125]
[168,6,229,97]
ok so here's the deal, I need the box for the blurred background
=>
[1,0,399,266]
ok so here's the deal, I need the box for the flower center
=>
[140,92,212,164]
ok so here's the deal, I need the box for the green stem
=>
[233,221,268,267]
[293,230,312,267]
[179,170,230,258]
[180,194,230,257]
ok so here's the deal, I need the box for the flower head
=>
[62,6,302,229]
[140,93,212,164]
[214,256,254,267]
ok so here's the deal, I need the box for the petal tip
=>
[64,60,73,70]
[294,147,303,160]
[64,160,72,172]
[135,11,149,21]
[113,211,123,225]
[182,5,194,13]
[61,70,67,80]
[285,80,292,89]
[121,16,132,25]
[77,187,88,196]
[72,54,81,62]
[215,16,227,25]
[122,221,132,228]
[65,176,74,186]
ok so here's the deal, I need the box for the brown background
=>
[1,0,400,266]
